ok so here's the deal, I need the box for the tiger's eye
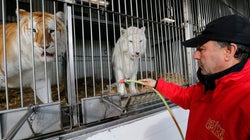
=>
[49,29,55,34]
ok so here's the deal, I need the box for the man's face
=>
[193,41,228,75]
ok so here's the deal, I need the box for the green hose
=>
[123,79,185,140]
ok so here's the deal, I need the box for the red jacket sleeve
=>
[155,78,204,109]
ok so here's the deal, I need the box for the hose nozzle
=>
[120,79,125,84]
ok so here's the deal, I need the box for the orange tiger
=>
[0,9,66,103]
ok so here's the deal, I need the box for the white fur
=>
[112,26,146,95]
[0,10,66,103]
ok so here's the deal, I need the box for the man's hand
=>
[139,78,157,89]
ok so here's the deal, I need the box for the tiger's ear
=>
[16,9,29,19]
[120,27,126,35]
[56,11,65,22]
[140,26,146,33]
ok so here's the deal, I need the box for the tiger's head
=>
[18,9,66,62]
[119,26,146,60]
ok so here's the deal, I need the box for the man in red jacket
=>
[140,15,250,140]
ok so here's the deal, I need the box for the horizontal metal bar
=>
[102,97,126,113]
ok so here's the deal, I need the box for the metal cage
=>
[0,0,249,139]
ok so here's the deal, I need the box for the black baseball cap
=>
[182,15,250,47]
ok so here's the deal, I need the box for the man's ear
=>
[229,43,238,55]
[225,43,237,60]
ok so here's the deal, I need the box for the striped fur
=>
[0,9,66,103]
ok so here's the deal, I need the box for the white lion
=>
[112,26,146,95]
[0,9,66,103]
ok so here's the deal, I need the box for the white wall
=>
[71,107,189,140]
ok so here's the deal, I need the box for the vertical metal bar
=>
[183,0,197,85]
[216,1,220,18]
[210,0,214,18]
[71,5,81,126]
[204,0,208,24]
[154,0,162,77]
[190,0,195,27]
[123,0,128,27]
[136,0,143,90]
[53,1,60,101]
[122,0,128,77]
[140,0,146,80]
[2,0,9,110]
[172,0,179,83]
[72,5,79,103]
[158,0,167,79]
[30,0,37,104]
[199,0,204,28]
[80,1,88,98]
[88,1,96,96]
[135,0,139,27]
[166,0,173,81]
[16,0,24,107]
[66,5,77,126]
[140,0,144,28]
[42,0,50,103]
[125,0,131,80]
[176,0,183,84]
[97,1,104,93]
[204,0,207,24]
[197,0,202,33]
[149,0,157,78]
[111,0,116,51]
[145,0,153,79]
[168,0,174,76]
[111,0,118,92]
[211,0,217,18]
[176,0,187,82]
[129,0,133,26]
[118,0,121,29]
[104,0,112,92]
[206,0,212,22]
[80,1,87,126]
[162,0,170,82]
[180,0,189,84]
